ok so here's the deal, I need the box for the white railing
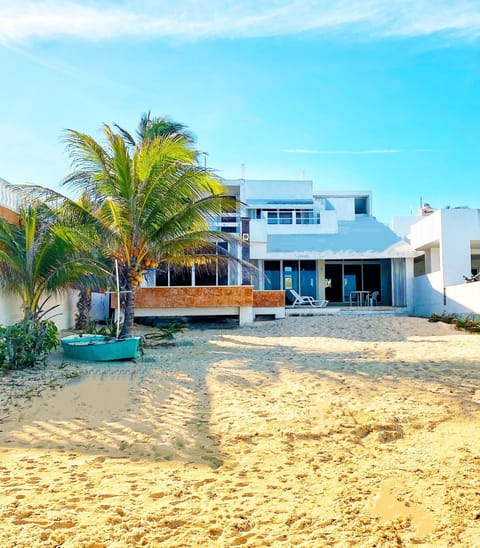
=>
[265,211,321,225]
[0,181,20,212]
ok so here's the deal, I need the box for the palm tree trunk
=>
[120,279,135,337]
[75,288,92,330]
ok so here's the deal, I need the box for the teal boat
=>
[61,334,141,361]
[62,260,141,361]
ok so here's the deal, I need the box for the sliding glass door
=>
[262,260,317,299]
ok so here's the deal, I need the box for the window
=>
[414,255,426,277]
[155,268,169,286]
[279,211,292,224]
[267,210,293,224]
[170,268,192,286]
[354,197,368,215]
[296,210,319,224]
[247,208,262,219]
[264,261,281,290]
[195,266,217,286]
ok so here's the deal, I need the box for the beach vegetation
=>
[0,204,106,322]
[0,318,59,370]
[428,312,480,333]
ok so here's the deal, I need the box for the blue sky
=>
[1,1,479,224]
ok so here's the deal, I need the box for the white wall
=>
[445,283,480,315]
[409,211,442,249]
[316,191,372,221]
[0,291,23,326]
[0,289,79,331]
[413,275,480,317]
[439,209,480,286]
[325,196,355,221]
[391,215,421,239]
[243,179,313,202]
[412,272,444,317]
[426,247,441,273]
[249,212,337,245]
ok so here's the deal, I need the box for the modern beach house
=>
[0,176,433,328]
[133,178,417,324]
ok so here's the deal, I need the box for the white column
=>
[239,306,254,326]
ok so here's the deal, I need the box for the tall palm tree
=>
[0,204,106,321]
[62,121,236,337]
[115,111,195,148]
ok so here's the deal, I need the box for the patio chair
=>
[288,289,328,308]
[369,291,379,306]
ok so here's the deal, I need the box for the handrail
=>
[0,182,20,212]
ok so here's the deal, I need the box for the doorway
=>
[325,260,388,304]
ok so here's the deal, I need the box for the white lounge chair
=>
[288,289,328,308]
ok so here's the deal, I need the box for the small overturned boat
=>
[61,334,141,362]
[61,260,140,361]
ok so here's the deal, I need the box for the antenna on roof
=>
[240,163,245,180]
[301,170,305,180]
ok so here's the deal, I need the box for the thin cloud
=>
[282,148,437,155]
[0,1,480,45]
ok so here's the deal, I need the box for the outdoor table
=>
[349,290,370,306]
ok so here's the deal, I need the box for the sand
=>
[0,315,479,547]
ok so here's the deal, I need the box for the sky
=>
[0,0,479,225]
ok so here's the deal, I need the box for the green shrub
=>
[0,319,59,370]
[428,312,480,334]
[428,312,458,324]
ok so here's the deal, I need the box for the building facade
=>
[393,207,480,317]
[233,179,416,310]
[0,176,418,328]
[140,178,416,317]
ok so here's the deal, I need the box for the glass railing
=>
[265,211,321,225]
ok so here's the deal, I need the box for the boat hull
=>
[61,335,141,361]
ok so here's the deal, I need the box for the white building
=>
[393,207,480,317]
[230,179,416,310]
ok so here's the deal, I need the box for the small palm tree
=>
[63,119,237,337]
[0,204,106,321]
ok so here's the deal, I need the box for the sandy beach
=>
[0,315,479,547]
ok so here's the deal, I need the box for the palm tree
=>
[62,120,236,337]
[0,204,106,321]
[58,191,114,330]
[115,111,195,147]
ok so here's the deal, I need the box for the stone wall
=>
[129,286,254,309]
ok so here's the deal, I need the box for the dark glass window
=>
[355,197,368,214]
[414,255,426,277]
[195,267,217,286]
[170,268,192,286]
[155,268,169,286]
[217,242,229,285]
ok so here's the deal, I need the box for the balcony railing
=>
[265,211,321,225]
[0,183,19,212]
